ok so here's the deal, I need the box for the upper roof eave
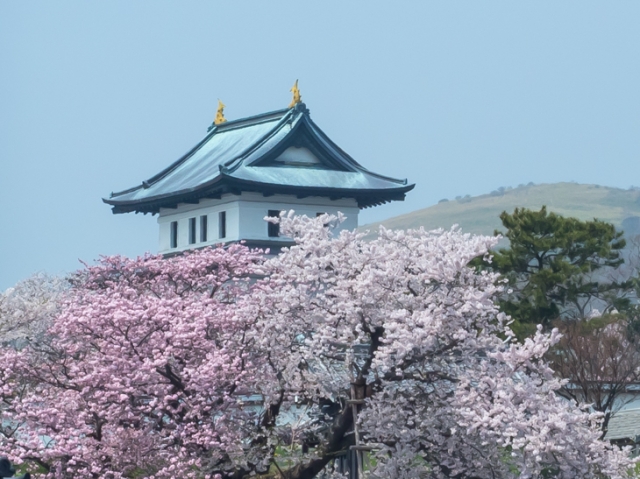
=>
[108,107,293,200]
[104,176,415,214]
[105,103,414,212]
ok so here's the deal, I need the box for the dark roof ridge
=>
[213,107,290,131]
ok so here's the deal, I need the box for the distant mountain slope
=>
[363,183,640,238]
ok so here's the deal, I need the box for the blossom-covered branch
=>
[0,214,633,478]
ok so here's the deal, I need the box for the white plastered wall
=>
[157,192,359,254]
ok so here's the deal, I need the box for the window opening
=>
[219,211,226,239]
[200,215,208,242]
[268,210,281,237]
[170,221,178,248]
[189,217,196,245]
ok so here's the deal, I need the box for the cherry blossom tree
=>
[0,273,67,346]
[0,214,635,478]
[0,247,265,478]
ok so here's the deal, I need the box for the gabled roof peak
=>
[207,106,293,134]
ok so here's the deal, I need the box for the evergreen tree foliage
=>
[482,206,628,338]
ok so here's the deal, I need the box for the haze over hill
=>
[363,183,640,238]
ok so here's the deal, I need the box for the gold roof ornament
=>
[288,80,302,108]
[214,99,227,125]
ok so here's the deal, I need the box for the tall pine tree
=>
[482,207,629,338]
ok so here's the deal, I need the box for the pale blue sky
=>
[2,2,640,290]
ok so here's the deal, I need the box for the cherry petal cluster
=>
[249,212,635,478]
[0,213,634,479]
[0,273,67,344]
[1,245,265,478]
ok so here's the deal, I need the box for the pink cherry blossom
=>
[0,213,634,478]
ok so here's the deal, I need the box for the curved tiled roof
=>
[605,407,640,441]
[104,103,414,214]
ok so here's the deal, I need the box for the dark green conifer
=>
[480,207,629,338]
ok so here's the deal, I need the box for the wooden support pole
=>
[350,383,364,479]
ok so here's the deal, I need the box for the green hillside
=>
[363,183,640,238]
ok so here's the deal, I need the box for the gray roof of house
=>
[605,408,640,441]
[104,103,414,214]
